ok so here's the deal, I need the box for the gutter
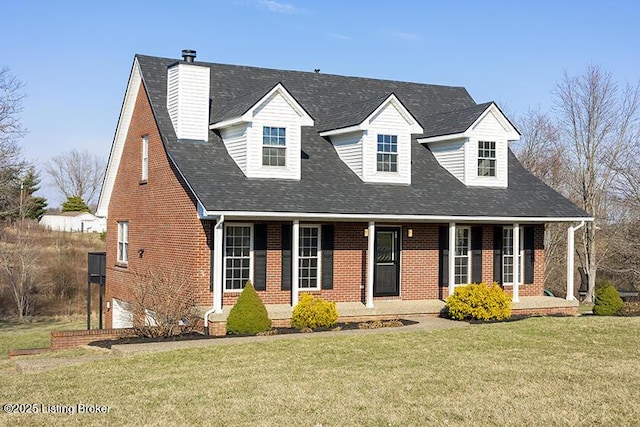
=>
[203,214,224,335]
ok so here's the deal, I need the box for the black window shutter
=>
[281,224,292,291]
[524,226,535,284]
[471,226,483,283]
[253,224,267,291]
[493,226,503,285]
[321,224,334,290]
[438,226,449,287]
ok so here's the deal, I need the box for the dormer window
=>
[478,141,496,177]
[376,134,398,172]
[262,126,286,166]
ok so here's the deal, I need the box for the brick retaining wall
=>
[50,328,137,351]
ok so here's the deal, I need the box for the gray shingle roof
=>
[136,54,589,219]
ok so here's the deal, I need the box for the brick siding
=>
[105,85,549,327]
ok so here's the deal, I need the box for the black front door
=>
[374,227,400,297]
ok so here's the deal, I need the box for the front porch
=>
[205,296,579,335]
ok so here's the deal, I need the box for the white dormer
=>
[418,103,519,188]
[211,83,314,180]
[320,94,423,185]
[166,56,210,142]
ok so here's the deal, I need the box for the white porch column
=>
[366,221,375,308]
[566,221,584,301]
[292,220,300,307]
[512,223,520,303]
[212,216,224,313]
[448,222,456,296]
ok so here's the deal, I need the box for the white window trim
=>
[141,135,149,181]
[223,223,254,292]
[298,224,321,291]
[262,126,287,168]
[502,226,524,286]
[376,133,399,173]
[477,140,497,178]
[117,221,129,264]
[454,226,471,285]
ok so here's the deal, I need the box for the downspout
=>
[566,220,585,301]
[203,215,224,335]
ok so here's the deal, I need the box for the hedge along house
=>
[97,50,591,330]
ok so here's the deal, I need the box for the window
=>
[117,221,129,263]
[478,141,496,177]
[262,126,286,166]
[503,227,523,284]
[377,134,398,172]
[454,227,470,285]
[299,226,320,289]
[224,225,252,291]
[141,135,149,181]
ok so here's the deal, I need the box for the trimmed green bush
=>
[593,281,623,316]
[292,294,338,330]
[226,281,272,334]
[445,282,511,321]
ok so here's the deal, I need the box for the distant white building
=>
[39,212,106,233]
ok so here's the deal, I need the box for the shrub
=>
[132,269,200,338]
[620,302,640,317]
[445,282,511,321]
[226,281,272,335]
[593,281,623,316]
[291,294,338,330]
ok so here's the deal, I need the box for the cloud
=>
[258,0,300,14]
[389,31,419,41]
[325,33,352,41]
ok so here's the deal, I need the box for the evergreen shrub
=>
[593,281,623,316]
[291,294,338,329]
[446,282,511,321]
[226,281,272,334]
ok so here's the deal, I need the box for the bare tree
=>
[514,109,569,294]
[553,65,640,302]
[44,149,105,207]
[0,228,41,320]
[0,66,27,215]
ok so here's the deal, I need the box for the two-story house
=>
[97,50,590,331]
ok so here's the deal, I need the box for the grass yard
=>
[0,316,88,357]
[1,316,639,426]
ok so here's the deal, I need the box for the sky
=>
[2,0,639,208]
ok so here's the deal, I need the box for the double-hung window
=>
[299,226,320,289]
[262,126,286,166]
[502,227,523,284]
[141,135,149,181]
[117,221,129,264]
[377,134,398,172]
[478,141,496,177]
[224,225,252,291]
[454,227,470,285]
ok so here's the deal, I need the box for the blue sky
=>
[3,0,639,207]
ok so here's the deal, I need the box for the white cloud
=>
[389,31,419,41]
[325,33,352,41]
[258,0,299,14]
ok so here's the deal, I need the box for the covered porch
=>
[204,296,579,335]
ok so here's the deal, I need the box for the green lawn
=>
[1,316,639,426]
[0,316,89,357]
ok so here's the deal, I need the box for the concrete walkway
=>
[9,315,468,374]
[110,315,467,356]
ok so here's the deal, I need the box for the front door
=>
[374,227,400,297]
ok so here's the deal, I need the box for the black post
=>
[87,282,91,330]
[99,283,104,329]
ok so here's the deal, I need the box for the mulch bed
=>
[89,319,418,349]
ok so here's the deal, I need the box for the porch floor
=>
[206,296,578,322]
